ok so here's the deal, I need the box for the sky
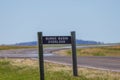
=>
[0,0,120,44]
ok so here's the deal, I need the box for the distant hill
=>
[15,40,102,46]
[76,39,102,44]
[15,41,37,46]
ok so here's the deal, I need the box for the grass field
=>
[0,45,69,50]
[0,45,37,50]
[54,45,120,56]
[0,58,120,80]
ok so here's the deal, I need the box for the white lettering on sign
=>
[42,36,71,44]
[45,37,57,40]
[58,37,68,40]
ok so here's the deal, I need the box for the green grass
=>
[55,45,120,56]
[0,59,120,80]
[0,59,39,80]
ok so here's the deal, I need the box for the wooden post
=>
[38,32,45,80]
[71,31,78,76]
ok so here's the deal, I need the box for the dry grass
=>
[0,45,37,50]
[54,45,120,56]
[79,68,120,79]
[0,58,38,68]
[53,49,70,56]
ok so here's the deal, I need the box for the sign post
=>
[38,32,45,80]
[71,31,78,76]
[38,31,78,80]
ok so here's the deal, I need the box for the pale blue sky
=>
[0,0,120,44]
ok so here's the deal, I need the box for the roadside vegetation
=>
[0,45,69,50]
[0,45,37,50]
[0,58,120,80]
[54,45,120,56]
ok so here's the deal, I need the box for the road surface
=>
[0,46,120,72]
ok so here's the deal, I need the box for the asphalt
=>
[0,47,120,72]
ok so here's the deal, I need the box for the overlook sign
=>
[38,31,78,80]
[42,36,71,44]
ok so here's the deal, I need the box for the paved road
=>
[45,56,120,72]
[0,47,120,72]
